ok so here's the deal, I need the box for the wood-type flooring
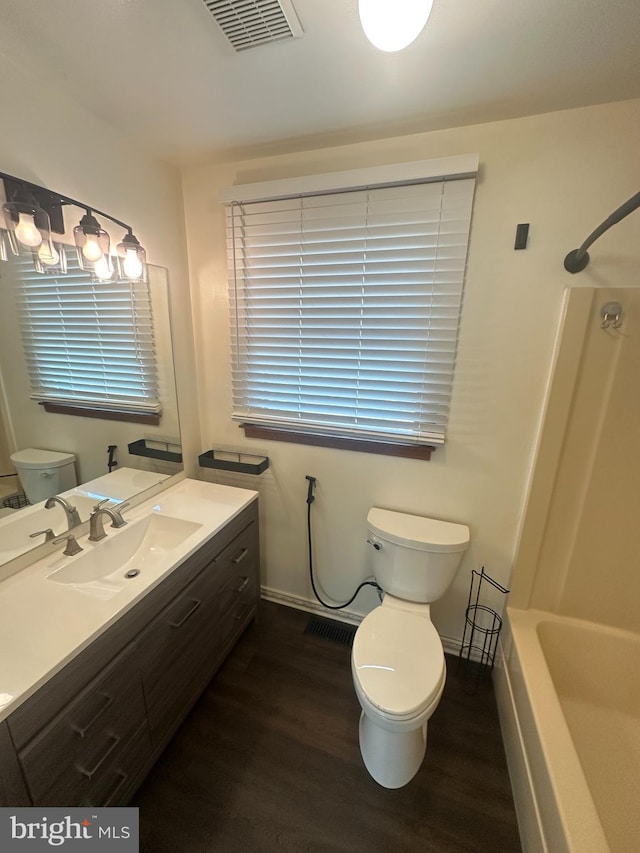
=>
[134,601,521,853]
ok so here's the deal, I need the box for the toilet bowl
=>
[351,507,470,788]
[352,598,446,788]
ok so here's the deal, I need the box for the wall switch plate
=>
[514,223,529,250]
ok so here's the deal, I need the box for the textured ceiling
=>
[0,0,639,165]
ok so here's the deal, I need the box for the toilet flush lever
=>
[367,538,382,551]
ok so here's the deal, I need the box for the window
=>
[223,155,477,457]
[16,256,160,423]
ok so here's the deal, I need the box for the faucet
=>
[29,527,56,543]
[53,533,83,556]
[88,501,128,542]
[45,495,81,530]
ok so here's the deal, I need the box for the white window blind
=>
[16,256,160,414]
[226,170,475,446]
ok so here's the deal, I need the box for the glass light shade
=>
[34,243,67,275]
[116,233,147,282]
[93,254,115,282]
[74,212,110,271]
[2,202,52,254]
[15,212,42,247]
[359,0,434,51]
[38,238,60,266]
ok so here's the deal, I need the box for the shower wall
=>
[511,286,640,634]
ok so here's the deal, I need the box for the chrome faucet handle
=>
[111,503,129,527]
[92,498,111,512]
[45,495,81,530]
[52,533,83,556]
[29,528,55,542]
[88,502,129,542]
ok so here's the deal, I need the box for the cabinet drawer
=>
[80,723,153,807]
[18,645,147,804]
[139,559,221,675]
[215,521,258,637]
[139,561,223,745]
[218,560,257,633]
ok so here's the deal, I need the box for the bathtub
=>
[494,608,640,853]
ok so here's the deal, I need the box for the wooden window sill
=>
[40,402,160,426]
[240,424,435,460]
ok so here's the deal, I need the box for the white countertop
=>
[0,478,258,723]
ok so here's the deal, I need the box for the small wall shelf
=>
[198,450,269,475]
[128,438,183,464]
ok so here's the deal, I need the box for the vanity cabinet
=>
[4,500,259,807]
[14,644,151,807]
[0,721,30,806]
[138,512,259,748]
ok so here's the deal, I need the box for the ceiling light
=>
[359,0,434,52]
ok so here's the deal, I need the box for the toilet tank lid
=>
[367,507,470,553]
[10,448,76,469]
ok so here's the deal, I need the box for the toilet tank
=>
[367,507,470,603]
[10,448,77,505]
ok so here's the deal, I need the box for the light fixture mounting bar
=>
[0,170,133,237]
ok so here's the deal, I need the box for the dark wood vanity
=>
[0,500,259,807]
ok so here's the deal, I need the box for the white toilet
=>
[351,507,470,789]
[10,448,77,504]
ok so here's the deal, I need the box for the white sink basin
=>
[47,513,202,590]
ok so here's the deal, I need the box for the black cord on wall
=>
[306,475,381,610]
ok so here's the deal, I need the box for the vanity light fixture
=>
[359,0,434,52]
[2,200,51,253]
[73,211,111,271]
[0,171,148,282]
[117,231,147,283]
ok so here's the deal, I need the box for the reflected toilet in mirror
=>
[10,448,77,505]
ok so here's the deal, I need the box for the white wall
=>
[0,57,199,480]
[182,99,640,644]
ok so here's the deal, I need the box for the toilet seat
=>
[352,606,445,720]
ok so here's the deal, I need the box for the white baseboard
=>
[260,586,364,625]
[260,586,464,655]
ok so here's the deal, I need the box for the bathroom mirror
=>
[0,259,183,567]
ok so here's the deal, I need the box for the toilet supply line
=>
[305,475,382,610]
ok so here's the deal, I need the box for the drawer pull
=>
[235,576,249,594]
[234,602,254,622]
[77,734,120,780]
[169,599,201,628]
[232,548,248,565]
[70,693,114,737]
[102,770,128,806]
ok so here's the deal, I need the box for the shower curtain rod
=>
[563,190,640,273]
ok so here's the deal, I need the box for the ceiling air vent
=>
[203,0,303,52]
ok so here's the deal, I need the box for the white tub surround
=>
[0,478,258,722]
